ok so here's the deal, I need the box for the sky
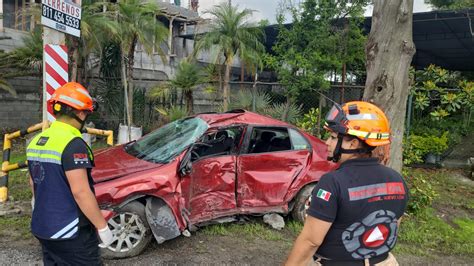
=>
[178,0,434,24]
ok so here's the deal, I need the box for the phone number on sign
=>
[42,5,80,30]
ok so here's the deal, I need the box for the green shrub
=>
[403,170,438,215]
[229,89,272,113]
[402,138,424,165]
[410,117,468,148]
[264,102,302,124]
[296,108,322,137]
[403,131,449,165]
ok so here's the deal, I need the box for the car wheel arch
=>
[145,197,182,244]
[290,182,317,223]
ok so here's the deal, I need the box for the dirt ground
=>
[0,221,473,265]
[1,137,473,265]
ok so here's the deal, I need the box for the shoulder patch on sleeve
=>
[316,188,332,201]
[36,137,49,146]
[73,153,89,164]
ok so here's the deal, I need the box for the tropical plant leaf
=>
[0,80,17,97]
[264,102,302,124]
[229,89,272,113]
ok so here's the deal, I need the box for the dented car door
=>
[236,127,311,208]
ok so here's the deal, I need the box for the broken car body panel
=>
[237,149,310,207]
[93,110,336,247]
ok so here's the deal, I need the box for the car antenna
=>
[316,90,342,107]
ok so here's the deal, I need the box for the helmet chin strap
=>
[327,133,370,163]
[71,112,88,131]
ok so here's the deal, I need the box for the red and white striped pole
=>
[44,44,68,122]
[42,28,67,123]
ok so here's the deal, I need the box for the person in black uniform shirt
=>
[285,101,408,266]
[27,82,115,265]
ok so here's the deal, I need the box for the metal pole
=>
[405,94,413,139]
[252,72,258,112]
[0,0,3,31]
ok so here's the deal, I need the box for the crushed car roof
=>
[195,109,291,128]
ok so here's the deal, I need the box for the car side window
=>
[191,127,243,161]
[248,127,292,154]
[288,128,310,150]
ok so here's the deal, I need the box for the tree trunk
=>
[121,55,131,141]
[68,37,79,82]
[185,90,194,114]
[81,54,89,87]
[363,0,416,172]
[126,36,138,126]
[223,62,231,111]
[240,61,244,90]
[252,72,258,112]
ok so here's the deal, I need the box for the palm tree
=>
[170,60,205,114]
[68,0,119,84]
[0,27,43,96]
[194,2,265,111]
[113,0,168,128]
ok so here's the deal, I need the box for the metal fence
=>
[226,81,365,112]
[88,81,365,134]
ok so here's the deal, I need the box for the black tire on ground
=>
[291,184,316,223]
[101,201,153,259]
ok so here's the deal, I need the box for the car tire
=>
[291,184,316,223]
[101,201,153,259]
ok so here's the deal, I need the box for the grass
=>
[200,221,287,242]
[199,168,474,259]
[200,219,304,243]
[2,146,473,259]
[0,215,32,240]
[8,170,31,201]
[393,168,474,258]
[4,141,111,202]
[395,208,474,257]
[0,142,113,241]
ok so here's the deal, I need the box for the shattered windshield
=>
[125,117,208,163]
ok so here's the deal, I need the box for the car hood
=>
[92,145,164,183]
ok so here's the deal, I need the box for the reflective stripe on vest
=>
[27,121,89,240]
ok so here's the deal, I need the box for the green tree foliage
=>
[427,0,474,10]
[229,89,272,113]
[411,64,473,124]
[110,0,168,127]
[170,61,207,114]
[194,2,266,111]
[95,41,124,125]
[0,27,42,96]
[267,0,368,119]
[68,0,119,84]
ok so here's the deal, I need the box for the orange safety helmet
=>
[324,101,390,147]
[48,82,96,113]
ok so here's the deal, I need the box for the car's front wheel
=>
[101,201,153,259]
[291,184,316,223]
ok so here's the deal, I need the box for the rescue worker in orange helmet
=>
[286,101,408,266]
[27,82,115,265]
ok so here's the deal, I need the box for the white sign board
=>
[41,0,82,37]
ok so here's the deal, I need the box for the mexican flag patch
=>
[316,189,331,201]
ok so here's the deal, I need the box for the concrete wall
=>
[0,76,42,130]
[0,28,27,52]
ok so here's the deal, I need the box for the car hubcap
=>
[106,212,146,253]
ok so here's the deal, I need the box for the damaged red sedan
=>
[93,110,335,258]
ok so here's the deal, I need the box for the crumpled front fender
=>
[145,197,181,244]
